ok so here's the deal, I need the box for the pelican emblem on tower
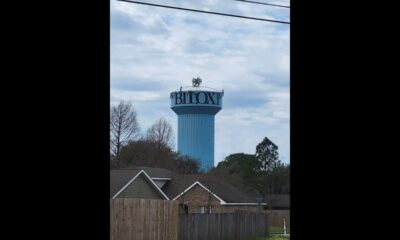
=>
[192,77,202,87]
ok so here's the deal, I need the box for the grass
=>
[256,236,290,240]
[269,226,290,234]
[267,236,290,240]
[254,226,291,240]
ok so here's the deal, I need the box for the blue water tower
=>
[170,77,224,172]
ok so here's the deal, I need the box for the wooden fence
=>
[179,212,268,240]
[110,198,179,240]
[111,199,268,240]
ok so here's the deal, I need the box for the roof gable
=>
[172,181,226,204]
[112,170,169,200]
[110,167,176,197]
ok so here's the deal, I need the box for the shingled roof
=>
[110,167,176,197]
[264,194,290,209]
[163,174,258,203]
[111,166,265,204]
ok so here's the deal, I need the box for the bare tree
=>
[146,118,174,149]
[110,101,140,163]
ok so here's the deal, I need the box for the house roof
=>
[172,181,227,203]
[110,167,176,197]
[111,170,169,200]
[163,174,259,204]
[111,167,266,204]
[264,194,290,209]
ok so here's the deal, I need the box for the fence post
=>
[266,212,269,237]
[283,218,287,236]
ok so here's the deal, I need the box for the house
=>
[110,167,267,213]
[110,167,174,199]
[164,174,267,213]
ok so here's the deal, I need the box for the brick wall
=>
[176,184,265,214]
[176,184,221,213]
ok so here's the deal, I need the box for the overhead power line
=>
[234,0,290,8]
[261,0,290,3]
[117,0,290,24]
[272,0,290,3]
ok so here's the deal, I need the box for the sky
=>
[110,0,290,165]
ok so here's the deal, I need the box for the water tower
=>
[170,77,224,172]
